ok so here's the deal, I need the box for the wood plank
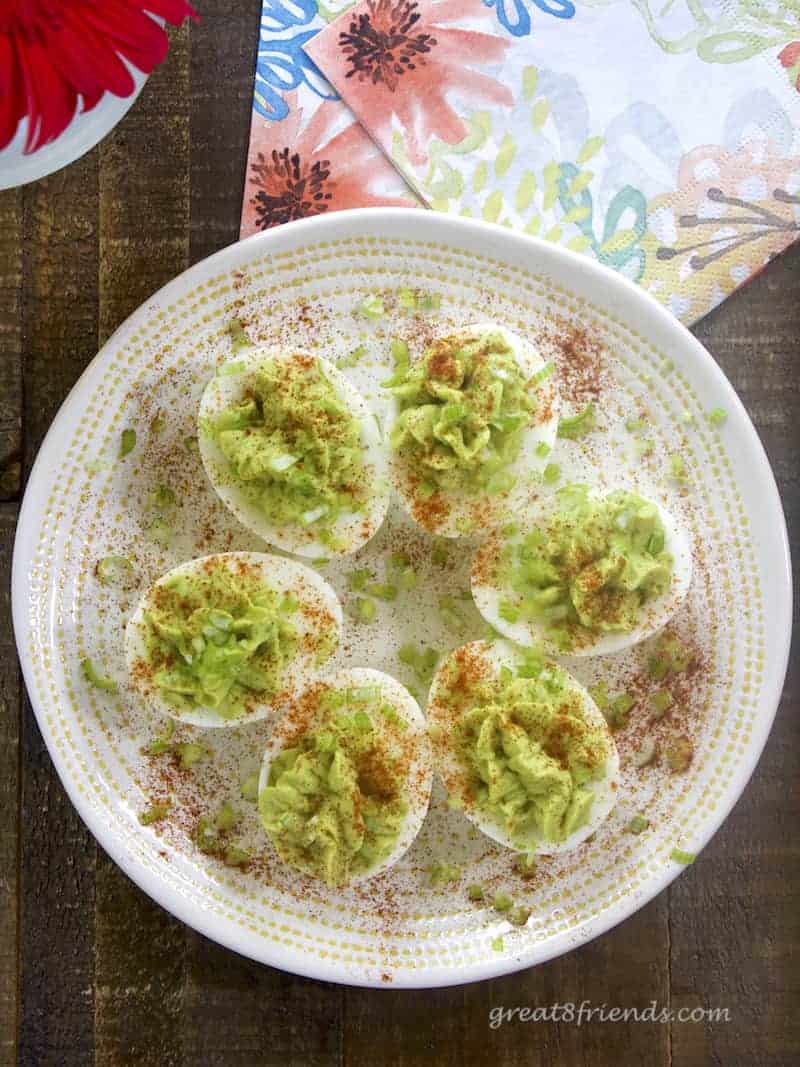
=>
[93,25,192,1067]
[667,244,800,1067]
[0,502,20,1065]
[0,188,23,498]
[18,150,100,1067]
[188,0,259,265]
[182,935,343,1067]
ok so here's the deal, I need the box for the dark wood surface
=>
[1,8,797,1065]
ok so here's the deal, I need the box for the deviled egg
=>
[258,668,433,887]
[472,484,692,657]
[427,640,620,855]
[384,323,559,538]
[199,347,390,556]
[125,552,342,727]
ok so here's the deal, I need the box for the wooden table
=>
[1,8,797,1065]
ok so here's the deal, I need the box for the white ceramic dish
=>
[12,209,791,988]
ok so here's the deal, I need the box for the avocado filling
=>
[441,653,610,847]
[259,687,409,886]
[137,559,297,719]
[205,355,369,546]
[488,485,674,650]
[386,330,540,500]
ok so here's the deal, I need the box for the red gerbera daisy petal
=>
[1,0,198,155]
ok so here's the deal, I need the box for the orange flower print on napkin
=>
[306,0,512,166]
[242,93,416,234]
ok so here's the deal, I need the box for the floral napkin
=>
[239,0,416,237]
[243,0,800,324]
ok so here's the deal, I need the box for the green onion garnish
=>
[81,657,118,692]
[119,428,136,457]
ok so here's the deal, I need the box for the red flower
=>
[779,42,800,92]
[0,0,198,153]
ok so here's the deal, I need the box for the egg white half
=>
[125,551,343,728]
[258,667,433,884]
[426,640,620,855]
[198,346,390,557]
[386,322,559,539]
[471,492,693,658]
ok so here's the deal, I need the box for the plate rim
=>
[12,208,793,988]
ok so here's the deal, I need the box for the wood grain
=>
[0,189,22,499]
[0,503,20,1065]
[18,153,101,1066]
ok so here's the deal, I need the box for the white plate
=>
[12,209,791,988]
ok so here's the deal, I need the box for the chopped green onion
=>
[429,861,460,886]
[355,597,376,623]
[146,516,171,547]
[81,657,118,692]
[241,773,260,803]
[353,710,372,731]
[215,802,241,832]
[508,905,531,927]
[365,583,397,601]
[347,568,371,592]
[670,848,695,864]
[150,411,167,435]
[148,484,176,509]
[96,555,133,586]
[418,292,441,310]
[467,883,485,901]
[390,338,410,364]
[650,689,674,718]
[431,539,450,566]
[534,441,551,458]
[588,681,609,709]
[139,801,170,826]
[398,643,439,685]
[397,287,416,310]
[626,815,649,835]
[417,481,435,500]
[542,462,561,485]
[557,402,595,439]
[491,936,504,952]
[228,319,251,351]
[493,892,513,913]
[379,704,407,730]
[498,600,520,624]
[338,344,368,369]
[665,736,693,773]
[119,428,136,457]
[222,845,252,868]
[359,294,385,319]
[530,361,554,387]
[514,853,537,877]
[708,407,727,426]
[669,453,688,483]
[398,567,417,591]
[175,742,208,769]
[604,692,634,729]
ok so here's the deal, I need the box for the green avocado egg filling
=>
[490,485,674,651]
[138,560,298,719]
[259,687,409,886]
[445,656,610,847]
[205,355,368,546]
[386,330,541,500]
